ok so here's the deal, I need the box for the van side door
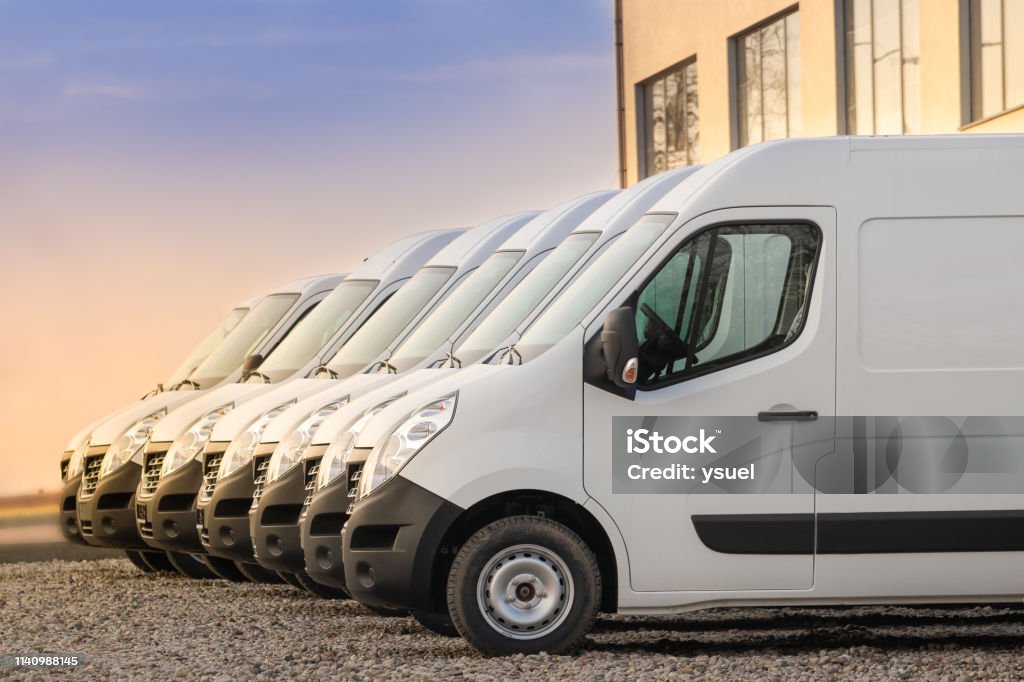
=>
[582,206,836,593]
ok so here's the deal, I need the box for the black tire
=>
[139,550,176,572]
[235,561,285,584]
[124,550,154,573]
[447,515,601,656]
[277,571,304,589]
[294,570,350,599]
[202,555,248,582]
[411,610,460,637]
[166,551,219,579]
[362,604,408,617]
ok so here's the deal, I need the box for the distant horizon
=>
[1,0,617,496]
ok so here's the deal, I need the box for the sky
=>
[0,0,617,497]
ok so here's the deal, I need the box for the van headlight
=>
[160,404,233,478]
[358,394,456,499]
[217,400,296,481]
[100,410,167,478]
[266,398,348,483]
[316,395,404,491]
[67,438,92,480]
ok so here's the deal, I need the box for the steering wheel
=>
[639,303,686,347]
[639,302,698,368]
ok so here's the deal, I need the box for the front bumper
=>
[76,449,145,549]
[197,442,268,562]
[251,448,326,573]
[342,475,462,612]
[59,473,87,546]
[135,444,203,553]
[300,459,364,589]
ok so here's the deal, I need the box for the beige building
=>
[615,0,1024,186]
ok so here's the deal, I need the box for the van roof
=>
[267,273,347,295]
[345,229,464,282]
[426,212,539,268]
[650,134,1024,219]
[496,192,618,252]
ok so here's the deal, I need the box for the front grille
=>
[200,451,224,501]
[139,521,153,538]
[346,463,363,514]
[140,450,167,496]
[300,457,322,515]
[80,454,104,497]
[80,519,93,536]
[251,454,272,509]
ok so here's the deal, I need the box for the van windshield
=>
[187,294,299,387]
[389,251,523,370]
[258,280,378,377]
[166,307,247,387]
[325,266,455,377]
[514,214,676,361]
[455,232,599,363]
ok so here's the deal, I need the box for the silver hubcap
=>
[476,544,573,640]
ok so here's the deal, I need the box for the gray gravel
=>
[3,558,1024,680]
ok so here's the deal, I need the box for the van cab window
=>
[636,223,819,386]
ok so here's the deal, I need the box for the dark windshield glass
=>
[258,280,378,376]
[188,294,298,386]
[166,307,247,387]
[455,232,598,362]
[389,252,523,367]
[325,267,455,376]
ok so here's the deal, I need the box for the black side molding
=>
[757,410,818,422]
[693,510,1024,555]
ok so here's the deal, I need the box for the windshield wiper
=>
[497,343,522,366]
[372,360,398,375]
[245,371,272,384]
[170,379,200,391]
[311,364,338,379]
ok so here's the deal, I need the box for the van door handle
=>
[757,410,818,422]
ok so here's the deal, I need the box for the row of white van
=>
[62,136,1024,656]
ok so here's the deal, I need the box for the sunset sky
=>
[0,0,616,496]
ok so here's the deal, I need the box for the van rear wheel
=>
[446,515,600,656]
[411,610,459,637]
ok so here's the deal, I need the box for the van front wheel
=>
[447,515,600,656]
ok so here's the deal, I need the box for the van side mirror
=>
[241,353,264,378]
[601,307,640,387]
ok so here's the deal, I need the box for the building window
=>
[970,0,1024,121]
[640,59,698,177]
[844,0,921,134]
[735,10,802,147]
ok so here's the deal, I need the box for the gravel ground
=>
[3,558,1024,680]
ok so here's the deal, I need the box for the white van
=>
[341,135,1024,656]
[59,297,255,565]
[227,193,616,590]
[134,216,532,577]
[74,274,344,544]
[74,273,346,555]
[122,229,468,574]
[298,168,699,601]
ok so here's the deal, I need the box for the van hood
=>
[308,368,458,448]
[148,382,274,442]
[87,390,210,447]
[355,365,501,449]
[259,372,397,444]
[208,377,338,442]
